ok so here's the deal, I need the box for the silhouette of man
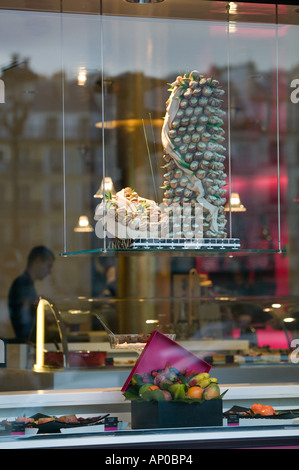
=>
[8,246,55,342]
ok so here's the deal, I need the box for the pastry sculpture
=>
[161,71,227,239]
[95,71,231,248]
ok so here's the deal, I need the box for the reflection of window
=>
[49,221,63,248]
[49,148,62,172]
[19,221,33,243]
[45,117,58,139]
[19,148,32,172]
[0,222,11,244]
[78,117,90,140]
[0,184,12,213]
[50,184,63,211]
[0,147,9,172]
[18,183,31,208]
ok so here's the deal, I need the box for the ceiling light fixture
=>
[74,215,94,232]
[224,192,246,212]
[77,67,87,86]
[94,177,116,198]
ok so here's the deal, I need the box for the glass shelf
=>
[59,247,286,257]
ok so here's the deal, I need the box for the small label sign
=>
[105,417,118,431]
[227,414,239,426]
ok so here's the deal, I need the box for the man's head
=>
[26,246,55,281]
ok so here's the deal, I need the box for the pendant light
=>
[94,177,116,198]
[74,215,94,232]
[224,192,246,212]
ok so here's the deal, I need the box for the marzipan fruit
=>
[168,383,186,400]
[198,378,211,389]
[202,383,220,400]
[188,372,210,387]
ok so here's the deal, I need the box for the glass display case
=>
[59,1,286,257]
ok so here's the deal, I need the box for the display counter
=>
[1,384,299,449]
[2,364,299,392]
[3,338,299,392]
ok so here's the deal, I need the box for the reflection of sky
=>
[0,10,298,80]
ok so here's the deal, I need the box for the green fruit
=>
[140,389,166,402]
[202,383,220,400]
[168,383,186,400]
[138,383,153,395]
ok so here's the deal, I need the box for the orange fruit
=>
[250,403,264,414]
[148,385,160,391]
[186,386,204,399]
[259,405,276,416]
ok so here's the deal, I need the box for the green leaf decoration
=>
[177,159,190,170]
[207,122,222,129]
[179,80,189,89]
[123,386,141,401]
[105,190,112,201]
[106,200,116,211]
[219,389,228,399]
[140,390,166,402]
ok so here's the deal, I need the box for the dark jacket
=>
[8,271,38,342]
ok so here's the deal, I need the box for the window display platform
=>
[1,422,299,449]
[1,384,299,448]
